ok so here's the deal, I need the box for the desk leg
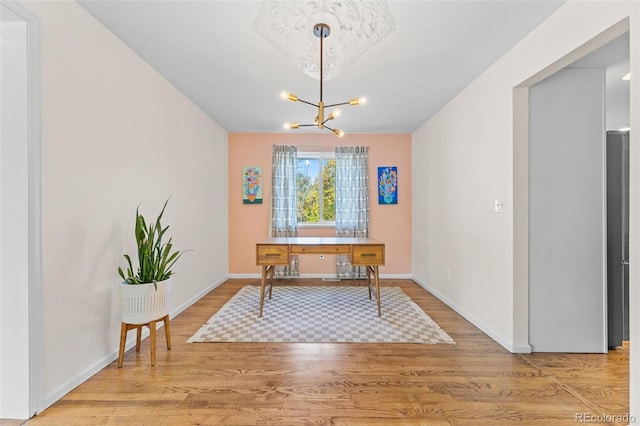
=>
[259,265,267,317]
[374,265,381,317]
[367,266,372,299]
[268,265,275,299]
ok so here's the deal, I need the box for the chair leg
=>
[118,322,128,368]
[163,315,172,350]
[149,320,157,366]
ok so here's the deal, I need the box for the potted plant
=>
[117,198,187,367]
[118,198,186,325]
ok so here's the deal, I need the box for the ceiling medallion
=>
[252,0,396,80]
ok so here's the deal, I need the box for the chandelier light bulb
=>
[359,96,367,105]
[333,129,345,137]
[284,122,300,130]
[281,91,298,102]
[329,108,342,120]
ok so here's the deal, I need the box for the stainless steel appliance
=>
[606,130,630,348]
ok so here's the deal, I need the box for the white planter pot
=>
[120,278,172,324]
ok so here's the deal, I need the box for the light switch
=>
[494,199,506,213]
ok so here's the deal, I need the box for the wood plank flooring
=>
[8,279,630,425]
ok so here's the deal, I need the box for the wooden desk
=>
[256,237,385,317]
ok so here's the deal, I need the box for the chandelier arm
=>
[324,101,351,108]
[297,98,318,108]
[323,124,335,131]
[297,124,317,127]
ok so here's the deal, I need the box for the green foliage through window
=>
[297,156,335,223]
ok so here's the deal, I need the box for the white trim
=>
[413,276,531,354]
[0,1,42,418]
[41,275,228,412]
[297,222,336,229]
[600,77,609,353]
[298,151,335,158]
[26,1,43,414]
[171,275,228,316]
[228,273,413,280]
[380,274,413,280]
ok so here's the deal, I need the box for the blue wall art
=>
[378,166,398,205]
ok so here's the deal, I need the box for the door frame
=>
[0,0,43,418]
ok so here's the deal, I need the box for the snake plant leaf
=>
[118,198,188,288]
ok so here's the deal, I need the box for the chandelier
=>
[280,23,366,137]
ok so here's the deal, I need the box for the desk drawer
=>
[256,245,289,265]
[291,244,350,254]
[352,245,385,265]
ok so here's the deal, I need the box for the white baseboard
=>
[511,343,532,353]
[412,276,531,354]
[382,274,414,279]
[41,275,230,412]
[172,274,228,315]
[228,273,414,279]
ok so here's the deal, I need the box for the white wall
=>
[412,0,639,414]
[18,0,229,412]
[529,67,606,353]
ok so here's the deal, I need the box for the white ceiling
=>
[78,0,566,134]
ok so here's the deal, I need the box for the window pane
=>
[296,155,336,224]
[322,159,336,221]
[297,158,319,222]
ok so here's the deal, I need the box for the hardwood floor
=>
[10,279,630,425]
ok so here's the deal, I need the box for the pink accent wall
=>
[228,133,412,275]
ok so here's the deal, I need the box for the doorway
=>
[572,36,631,349]
[527,32,630,353]
[512,16,635,421]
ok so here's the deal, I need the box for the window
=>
[297,152,335,224]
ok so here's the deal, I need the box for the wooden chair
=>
[118,314,171,368]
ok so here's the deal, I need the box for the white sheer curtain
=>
[335,146,369,278]
[271,145,299,277]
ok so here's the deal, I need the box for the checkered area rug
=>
[187,286,455,344]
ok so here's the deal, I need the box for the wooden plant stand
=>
[117,314,171,368]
